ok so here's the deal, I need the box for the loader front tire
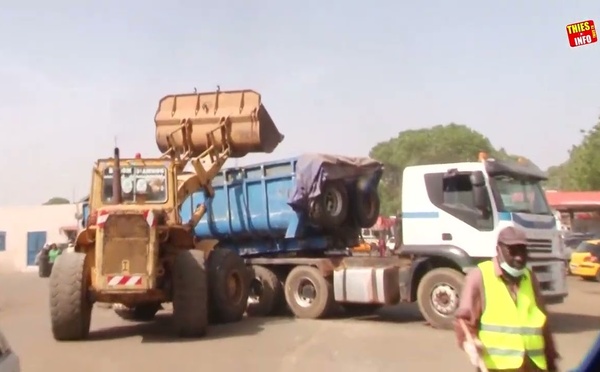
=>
[49,252,92,341]
[207,248,250,323]
[172,250,209,338]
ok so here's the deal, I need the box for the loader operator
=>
[454,226,560,371]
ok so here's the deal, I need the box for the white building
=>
[0,204,83,272]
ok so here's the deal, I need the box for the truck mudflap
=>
[154,89,284,158]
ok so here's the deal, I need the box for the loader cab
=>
[90,157,178,212]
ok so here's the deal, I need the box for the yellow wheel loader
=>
[49,88,283,340]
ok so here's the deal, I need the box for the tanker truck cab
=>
[400,154,568,328]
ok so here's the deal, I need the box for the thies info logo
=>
[566,20,597,47]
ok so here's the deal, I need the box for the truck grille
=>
[526,238,552,254]
[101,214,150,275]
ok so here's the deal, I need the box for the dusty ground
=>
[0,273,598,372]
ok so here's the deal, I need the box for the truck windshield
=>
[492,175,551,215]
[102,166,168,204]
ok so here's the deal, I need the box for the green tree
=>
[43,197,71,205]
[544,162,572,190]
[370,123,498,215]
[565,120,600,190]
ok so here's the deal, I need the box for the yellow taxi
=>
[569,239,600,281]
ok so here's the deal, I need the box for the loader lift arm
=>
[154,87,284,226]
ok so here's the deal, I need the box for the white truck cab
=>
[398,154,567,327]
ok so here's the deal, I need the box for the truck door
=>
[423,170,498,258]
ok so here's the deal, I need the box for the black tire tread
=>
[207,248,250,323]
[354,189,381,228]
[309,181,349,229]
[172,250,208,338]
[49,252,92,341]
[246,265,284,317]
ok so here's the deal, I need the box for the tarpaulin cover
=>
[288,153,383,210]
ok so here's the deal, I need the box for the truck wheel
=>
[114,303,161,321]
[284,265,334,319]
[342,303,383,316]
[247,265,284,317]
[49,252,92,341]
[354,189,380,228]
[207,248,250,323]
[417,268,464,330]
[309,181,348,229]
[172,250,208,338]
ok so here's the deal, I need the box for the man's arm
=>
[530,271,560,369]
[453,267,483,348]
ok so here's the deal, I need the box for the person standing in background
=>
[48,243,61,268]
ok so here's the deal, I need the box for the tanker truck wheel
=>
[416,268,464,330]
[49,252,93,341]
[113,303,161,321]
[172,250,208,338]
[309,181,349,229]
[246,265,285,317]
[354,189,380,228]
[207,248,250,323]
[284,265,334,319]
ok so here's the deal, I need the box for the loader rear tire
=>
[49,252,92,341]
[114,303,161,321]
[284,265,334,319]
[207,248,250,323]
[246,265,285,317]
[172,250,208,338]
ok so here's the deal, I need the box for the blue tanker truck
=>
[80,150,567,329]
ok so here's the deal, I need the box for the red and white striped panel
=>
[143,210,156,227]
[96,209,156,228]
[96,209,110,227]
[107,275,143,286]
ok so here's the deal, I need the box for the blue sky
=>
[0,0,598,205]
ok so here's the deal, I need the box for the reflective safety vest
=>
[477,260,547,370]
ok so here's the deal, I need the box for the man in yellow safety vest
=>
[454,226,560,371]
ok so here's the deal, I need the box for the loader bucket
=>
[154,89,284,158]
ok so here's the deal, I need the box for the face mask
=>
[500,261,526,277]
[498,244,526,277]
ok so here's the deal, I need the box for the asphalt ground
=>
[0,273,598,372]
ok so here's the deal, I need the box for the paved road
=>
[0,273,598,372]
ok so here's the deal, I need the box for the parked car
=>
[569,239,600,282]
[0,330,20,372]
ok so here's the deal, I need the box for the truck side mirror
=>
[473,186,491,219]
[470,171,485,187]
[468,171,489,218]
